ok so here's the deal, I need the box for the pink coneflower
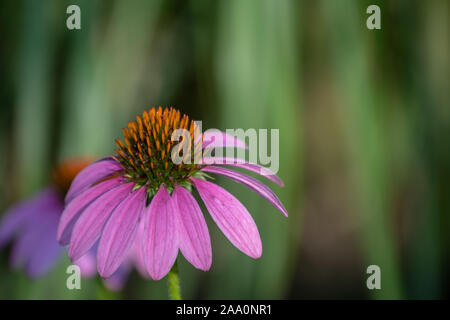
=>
[0,159,93,278]
[58,107,287,283]
[0,159,143,290]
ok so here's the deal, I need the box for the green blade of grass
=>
[212,0,302,299]
[321,0,402,299]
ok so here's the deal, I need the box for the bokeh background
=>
[0,0,449,299]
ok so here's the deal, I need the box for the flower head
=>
[0,159,142,290]
[0,159,91,278]
[59,107,287,280]
[113,106,202,193]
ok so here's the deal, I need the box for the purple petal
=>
[74,249,97,278]
[97,186,146,278]
[173,186,211,271]
[201,166,288,217]
[10,205,63,278]
[0,188,62,247]
[25,209,63,278]
[143,187,179,280]
[103,261,132,291]
[68,182,134,261]
[192,178,262,259]
[65,157,122,204]
[201,157,284,186]
[130,221,149,278]
[57,177,124,245]
[202,130,248,150]
[8,200,49,268]
[10,216,44,269]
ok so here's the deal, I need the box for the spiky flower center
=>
[113,107,203,193]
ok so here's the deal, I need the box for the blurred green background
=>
[0,0,449,299]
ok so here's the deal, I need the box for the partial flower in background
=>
[0,159,93,278]
[58,107,287,281]
[0,159,144,290]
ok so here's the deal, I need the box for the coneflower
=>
[58,107,287,296]
[0,159,144,290]
[0,159,94,278]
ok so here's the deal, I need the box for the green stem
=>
[167,261,182,300]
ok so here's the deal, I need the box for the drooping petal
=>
[97,187,147,278]
[103,261,133,291]
[68,182,134,261]
[10,215,46,270]
[173,186,211,271]
[130,221,149,278]
[65,157,122,204]
[201,157,284,186]
[192,178,262,259]
[202,130,248,150]
[0,189,59,247]
[74,248,97,278]
[143,187,179,280]
[25,209,63,278]
[201,166,288,217]
[9,202,63,278]
[57,177,124,245]
[0,205,31,248]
